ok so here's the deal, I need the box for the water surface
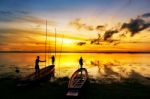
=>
[0,53,150,84]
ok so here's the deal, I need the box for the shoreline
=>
[0,77,150,99]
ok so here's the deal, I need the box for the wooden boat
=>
[17,21,56,86]
[17,65,55,86]
[66,68,88,96]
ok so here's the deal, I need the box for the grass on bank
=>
[0,77,150,99]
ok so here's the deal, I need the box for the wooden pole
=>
[45,20,47,67]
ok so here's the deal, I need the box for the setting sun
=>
[0,0,150,99]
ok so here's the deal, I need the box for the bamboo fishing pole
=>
[45,20,48,67]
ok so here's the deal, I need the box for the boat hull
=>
[66,68,88,96]
[17,65,55,86]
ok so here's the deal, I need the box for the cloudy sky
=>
[0,0,150,52]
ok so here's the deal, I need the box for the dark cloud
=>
[0,10,30,15]
[119,32,128,38]
[0,10,56,25]
[16,10,30,15]
[73,12,150,46]
[0,10,30,22]
[142,13,150,18]
[70,18,94,31]
[77,42,86,46]
[91,34,102,44]
[90,30,119,45]
[70,18,120,45]
[96,25,105,31]
[70,18,119,45]
[70,18,106,32]
[121,18,150,36]
[0,10,15,22]
[0,10,13,15]
[104,30,118,41]
[113,42,120,46]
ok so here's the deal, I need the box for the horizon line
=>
[0,51,150,53]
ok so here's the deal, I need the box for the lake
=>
[0,53,150,84]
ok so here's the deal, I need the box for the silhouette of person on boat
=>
[35,56,46,76]
[79,57,83,68]
[51,55,55,65]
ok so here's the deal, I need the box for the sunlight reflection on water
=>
[0,53,150,84]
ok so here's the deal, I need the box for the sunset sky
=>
[0,0,150,52]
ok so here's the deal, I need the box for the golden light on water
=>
[1,53,148,79]
[0,0,149,83]
[0,1,150,98]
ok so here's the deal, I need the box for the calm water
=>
[0,53,150,84]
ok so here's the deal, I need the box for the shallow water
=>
[0,53,150,84]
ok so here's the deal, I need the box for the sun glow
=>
[62,38,75,45]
